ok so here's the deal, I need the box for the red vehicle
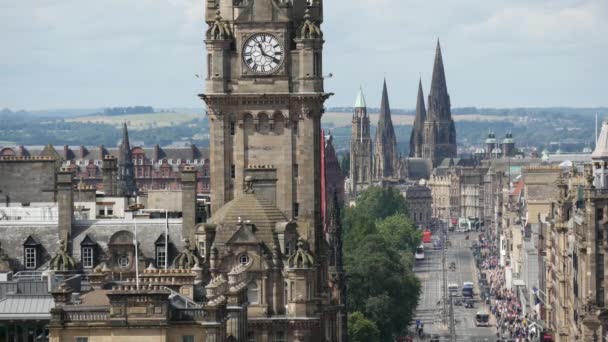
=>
[422,230,432,243]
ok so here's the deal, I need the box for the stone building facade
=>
[0,138,212,194]
[405,183,432,229]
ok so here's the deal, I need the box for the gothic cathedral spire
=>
[409,79,426,158]
[422,40,457,166]
[373,79,399,180]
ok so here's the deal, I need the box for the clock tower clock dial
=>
[242,33,284,74]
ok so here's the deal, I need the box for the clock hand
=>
[256,43,269,57]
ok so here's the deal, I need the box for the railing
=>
[171,308,207,321]
[63,307,109,322]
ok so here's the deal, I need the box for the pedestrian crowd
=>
[476,234,538,341]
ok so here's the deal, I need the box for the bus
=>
[415,245,425,260]
[422,230,432,243]
[475,312,490,327]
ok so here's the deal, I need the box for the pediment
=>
[227,224,259,245]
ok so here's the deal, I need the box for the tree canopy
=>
[344,186,421,341]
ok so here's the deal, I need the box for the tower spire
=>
[117,122,136,196]
[354,87,366,109]
[410,79,427,157]
[373,79,398,179]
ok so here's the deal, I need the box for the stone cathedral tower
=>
[349,88,372,195]
[373,79,399,180]
[422,40,456,166]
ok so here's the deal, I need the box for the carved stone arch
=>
[257,112,270,134]
[272,111,285,134]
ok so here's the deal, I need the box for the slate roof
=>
[0,295,54,320]
[210,192,288,251]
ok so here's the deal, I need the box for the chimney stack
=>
[181,166,198,246]
[56,167,74,241]
[102,155,118,196]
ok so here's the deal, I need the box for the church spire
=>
[409,79,426,157]
[423,39,456,166]
[373,79,398,179]
[117,122,136,196]
[354,87,366,109]
[428,39,450,121]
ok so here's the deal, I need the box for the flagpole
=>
[134,219,139,289]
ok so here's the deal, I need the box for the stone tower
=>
[422,40,456,166]
[349,88,372,195]
[409,79,426,158]
[373,79,399,180]
[116,123,136,196]
[200,0,329,252]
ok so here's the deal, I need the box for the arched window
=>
[247,282,259,304]
[257,113,270,134]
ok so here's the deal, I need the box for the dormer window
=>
[80,235,97,269]
[23,236,41,270]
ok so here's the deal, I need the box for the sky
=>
[0,0,607,111]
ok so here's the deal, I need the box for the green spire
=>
[354,88,366,108]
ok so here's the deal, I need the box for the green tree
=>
[376,214,421,252]
[343,187,422,341]
[348,311,380,342]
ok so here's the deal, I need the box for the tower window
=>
[275,332,285,342]
[293,203,299,218]
[293,121,299,136]
[230,121,235,135]
[231,165,236,179]
[294,164,299,178]
[207,54,212,79]
[182,336,194,342]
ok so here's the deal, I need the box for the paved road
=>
[413,232,496,341]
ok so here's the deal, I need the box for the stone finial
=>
[244,175,255,194]
[206,11,233,40]
[173,238,200,270]
[49,239,77,271]
[297,9,322,39]
[287,238,315,268]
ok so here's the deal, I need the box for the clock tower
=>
[200,0,329,253]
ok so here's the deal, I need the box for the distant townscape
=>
[0,0,605,342]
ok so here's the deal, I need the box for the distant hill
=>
[66,111,201,130]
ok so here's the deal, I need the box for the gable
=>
[226,224,259,245]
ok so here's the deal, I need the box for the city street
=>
[413,232,496,341]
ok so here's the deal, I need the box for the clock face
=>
[242,33,284,75]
